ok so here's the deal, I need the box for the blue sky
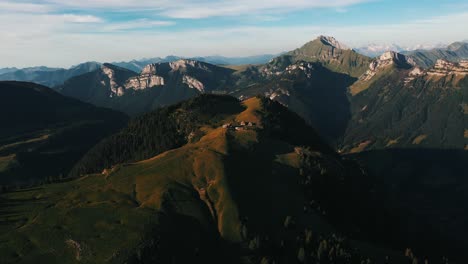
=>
[1,0,468,68]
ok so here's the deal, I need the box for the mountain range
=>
[0,62,101,88]
[52,36,468,152]
[0,55,277,87]
[404,42,468,68]
[1,35,467,264]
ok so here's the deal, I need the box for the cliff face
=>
[427,59,468,76]
[125,64,165,91]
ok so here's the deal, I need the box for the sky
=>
[1,0,468,68]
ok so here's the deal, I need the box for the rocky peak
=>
[428,59,468,76]
[169,59,210,72]
[359,51,415,82]
[375,51,415,68]
[318,36,349,50]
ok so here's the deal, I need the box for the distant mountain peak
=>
[370,51,414,70]
[447,41,468,51]
[317,35,350,50]
[354,51,415,88]
[169,59,209,71]
[428,59,468,75]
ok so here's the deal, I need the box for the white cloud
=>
[102,19,175,32]
[0,1,52,13]
[21,0,372,18]
[61,14,103,23]
[161,0,373,18]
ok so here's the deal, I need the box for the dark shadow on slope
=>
[117,212,238,264]
[288,63,357,143]
[348,148,468,261]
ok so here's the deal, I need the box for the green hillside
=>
[287,36,372,78]
[0,96,424,264]
[341,65,468,152]
[0,81,128,187]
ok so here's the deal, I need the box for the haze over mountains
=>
[1,35,468,264]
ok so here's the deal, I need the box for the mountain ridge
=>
[0,81,128,186]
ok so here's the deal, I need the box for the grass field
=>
[0,97,281,262]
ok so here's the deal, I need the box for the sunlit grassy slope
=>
[0,96,409,264]
[0,97,327,263]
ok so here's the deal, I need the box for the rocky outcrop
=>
[359,51,415,81]
[101,65,125,97]
[319,35,350,50]
[427,59,468,76]
[124,64,165,91]
[124,59,215,91]
[169,59,210,72]
[183,75,205,92]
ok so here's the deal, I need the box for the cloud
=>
[101,19,175,32]
[14,0,372,18]
[0,1,52,13]
[62,14,103,23]
[161,0,373,19]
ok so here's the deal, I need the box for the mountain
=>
[341,57,468,152]
[112,57,173,73]
[228,36,370,141]
[58,60,236,115]
[0,95,448,264]
[0,81,128,187]
[285,36,372,77]
[0,62,101,87]
[0,67,19,75]
[59,63,139,104]
[405,42,468,68]
[55,36,372,142]
[349,51,416,95]
[232,47,468,152]
[191,54,277,65]
[233,61,356,142]
[113,55,278,73]
[54,36,467,153]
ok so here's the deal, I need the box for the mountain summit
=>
[318,35,350,50]
[286,36,371,77]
